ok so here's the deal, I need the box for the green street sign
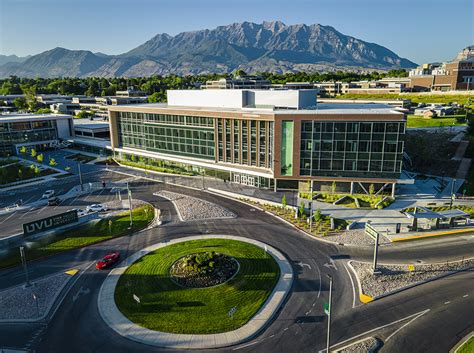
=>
[365,222,379,240]
[323,302,330,316]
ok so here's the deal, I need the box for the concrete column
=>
[350,182,354,195]
[273,179,277,192]
[391,183,396,198]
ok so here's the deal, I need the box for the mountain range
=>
[0,21,417,78]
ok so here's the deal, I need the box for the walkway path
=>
[97,235,294,349]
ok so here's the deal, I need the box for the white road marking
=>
[444,301,451,304]
[36,205,48,214]
[463,294,469,298]
[324,258,338,270]
[232,340,260,350]
[0,211,17,224]
[385,309,430,342]
[343,262,357,308]
[72,286,90,302]
[332,309,431,349]
[314,261,322,298]
[297,261,312,270]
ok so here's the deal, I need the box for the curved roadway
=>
[0,177,472,353]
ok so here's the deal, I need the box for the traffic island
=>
[98,235,294,349]
[348,259,474,301]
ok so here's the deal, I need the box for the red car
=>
[96,252,120,269]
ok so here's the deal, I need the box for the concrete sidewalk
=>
[97,235,294,349]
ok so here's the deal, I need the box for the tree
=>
[76,110,94,119]
[369,184,375,197]
[49,158,57,167]
[281,194,287,208]
[233,69,247,77]
[22,84,38,111]
[19,146,27,155]
[18,168,23,180]
[13,97,27,111]
[331,181,337,194]
[36,153,43,163]
[30,148,37,158]
[314,209,322,221]
[148,91,166,103]
[299,202,305,218]
[34,166,41,175]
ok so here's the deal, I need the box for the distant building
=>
[203,76,272,90]
[115,86,147,97]
[0,114,74,156]
[71,95,148,119]
[409,46,474,91]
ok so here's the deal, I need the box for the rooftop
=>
[0,113,72,122]
[109,102,403,116]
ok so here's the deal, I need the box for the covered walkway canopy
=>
[404,207,470,231]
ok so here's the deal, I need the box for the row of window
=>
[217,119,273,168]
[117,112,214,128]
[0,120,55,133]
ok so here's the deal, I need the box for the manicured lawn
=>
[338,93,474,106]
[0,204,154,269]
[407,115,466,128]
[115,239,280,334]
[457,336,474,353]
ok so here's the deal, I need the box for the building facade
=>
[409,46,474,91]
[109,89,406,194]
[0,114,74,156]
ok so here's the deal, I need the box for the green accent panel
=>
[281,121,294,176]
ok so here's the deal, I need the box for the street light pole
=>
[309,180,314,232]
[77,162,83,191]
[326,274,333,353]
[450,178,456,209]
[20,246,31,287]
[127,182,133,229]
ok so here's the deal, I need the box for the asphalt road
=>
[0,177,472,353]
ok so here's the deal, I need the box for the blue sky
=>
[0,0,472,64]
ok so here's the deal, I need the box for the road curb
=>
[450,331,474,353]
[97,235,294,349]
[347,259,474,304]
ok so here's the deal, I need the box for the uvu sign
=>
[23,210,78,236]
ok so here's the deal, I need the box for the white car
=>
[69,208,88,217]
[86,204,108,213]
[42,190,55,199]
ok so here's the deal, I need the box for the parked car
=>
[42,190,55,199]
[68,208,87,217]
[96,252,120,269]
[86,204,108,213]
[47,197,60,206]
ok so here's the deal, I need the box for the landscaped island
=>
[114,239,280,334]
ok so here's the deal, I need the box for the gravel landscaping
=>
[351,259,474,298]
[338,337,379,353]
[325,229,391,247]
[0,271,72,321]
[155,190,236,221]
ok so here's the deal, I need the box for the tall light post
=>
[326,274,333,353]
[77,162,83,191]
[450,178,456,209]
[309,180,314,232]
[127,182,133,229]
[20,246,31,287]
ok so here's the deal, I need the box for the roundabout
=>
[98,235,294,349]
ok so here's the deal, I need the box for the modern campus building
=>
[408,46,474,91]
[108,89,406,194]
[0,114,74,156]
